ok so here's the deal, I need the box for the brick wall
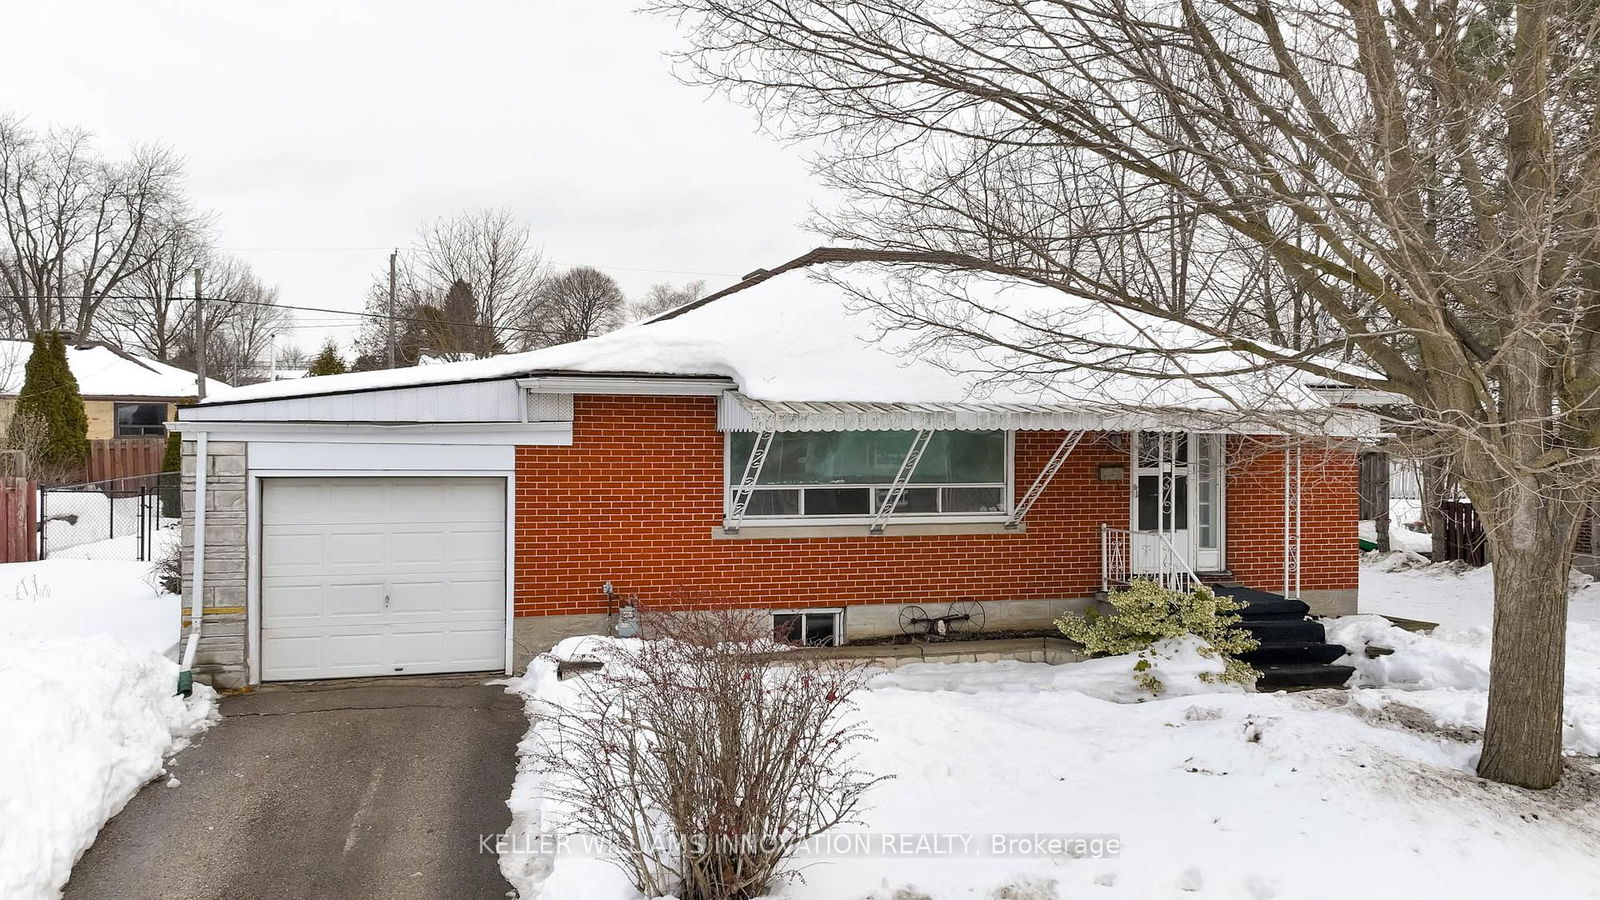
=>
[1222,438,1361,593]
[512,396,1358,618]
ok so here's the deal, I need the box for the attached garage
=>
[259,476,508,681]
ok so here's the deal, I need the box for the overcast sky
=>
[0,2,825,356]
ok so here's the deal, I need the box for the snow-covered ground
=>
[502,557,1600,900]
[0,556,181,658]
[1358,518,1434,554]
[0,557,213,900]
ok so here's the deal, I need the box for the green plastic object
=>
[177,670,193,698]
[1358,538,1378,552]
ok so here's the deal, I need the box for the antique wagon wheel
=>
[945,599,986,635]
[898,605,931,636]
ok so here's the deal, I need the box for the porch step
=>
[1256,663,1357,691]
[1212,585,1311,619]
[1238,618,1326,644]
[1240,641,1349,666]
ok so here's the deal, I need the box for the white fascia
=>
[167,420,572,445]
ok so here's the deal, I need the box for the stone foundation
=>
[180,439,250,690]
[1302,588,1358,617]
[509,595,1099,670]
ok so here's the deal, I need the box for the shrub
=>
[306,339,347,376]
[152,536,182,596]
[528,606,889,900]
[6,333,88,482]
[1056,579,1259,694]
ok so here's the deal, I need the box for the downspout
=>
[178,430,207,696]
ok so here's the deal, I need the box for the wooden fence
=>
[0,477,38,563]
[85,438,166,483]
[1358,451,1389,521]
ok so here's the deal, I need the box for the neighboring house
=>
[174,254,1371,688]
[0,338,225,440]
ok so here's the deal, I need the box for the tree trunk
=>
[1472,480,1578,789]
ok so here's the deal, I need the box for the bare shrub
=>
[4,409,78,484]
[529,605,889,900]
[150,534,181,596]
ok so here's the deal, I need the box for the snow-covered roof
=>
[199,255,1373,433]
[0,339,225,399]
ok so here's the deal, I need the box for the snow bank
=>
[503,632,1600,900]
[1332,554,1600,757]
[872,635,1250,703]
[1358,519,1434,554]
[0,559,181,658]
[0,630,215,900]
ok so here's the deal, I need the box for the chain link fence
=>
[37,472,181,562]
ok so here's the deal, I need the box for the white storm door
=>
[259,477,506,680]
[1131,431,1192,574]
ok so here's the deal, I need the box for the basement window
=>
[772,609,842,647]
[727,430,1010,523]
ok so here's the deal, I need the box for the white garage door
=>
[260,477,506,681]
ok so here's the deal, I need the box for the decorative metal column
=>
[1283,440,1303,600]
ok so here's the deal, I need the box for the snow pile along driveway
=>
[0,555,214,900]
[0,629,215,900]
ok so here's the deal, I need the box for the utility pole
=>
[194,269,206,401]
[387,250,397,368]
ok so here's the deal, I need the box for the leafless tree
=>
[102,251,289,387]
[0,115,195,338]
[526,605,887,900]
[360,208,544,358]
[534,266,627,345]
[655,0,1600,788]
[631,279,708,322]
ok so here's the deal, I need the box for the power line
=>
[0,293,578,342]
[214,244,742,278]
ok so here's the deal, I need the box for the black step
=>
[1240,641,1349,666]
[1256,663,1355,691]
[1212,585,1310,619]
[1238,618,1326,643]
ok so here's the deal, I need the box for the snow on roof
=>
[0,339,225,399]
[200,256,1366,426]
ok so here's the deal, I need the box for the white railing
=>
[1100,523,1201,594]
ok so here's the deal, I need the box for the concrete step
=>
[1256,663,1355,691]
[1238,618,1327,644]
[1240,641,1348,666]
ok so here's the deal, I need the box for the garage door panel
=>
[260,477,506,681]
[390,626,504,669]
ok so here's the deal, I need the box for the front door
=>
[1130,432,1225,574]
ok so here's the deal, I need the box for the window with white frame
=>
[772,609,842,646]
[726,430,1009,520]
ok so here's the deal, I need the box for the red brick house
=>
[174,256,1368,688]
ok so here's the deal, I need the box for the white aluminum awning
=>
[716,391,1370,435]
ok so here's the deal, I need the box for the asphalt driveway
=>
[64,674,525,900]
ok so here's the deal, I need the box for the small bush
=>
[152,537,182,596]
[1056,579,1259,694]
[529,605,889,900]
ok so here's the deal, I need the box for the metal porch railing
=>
[1100,523,1202,594]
